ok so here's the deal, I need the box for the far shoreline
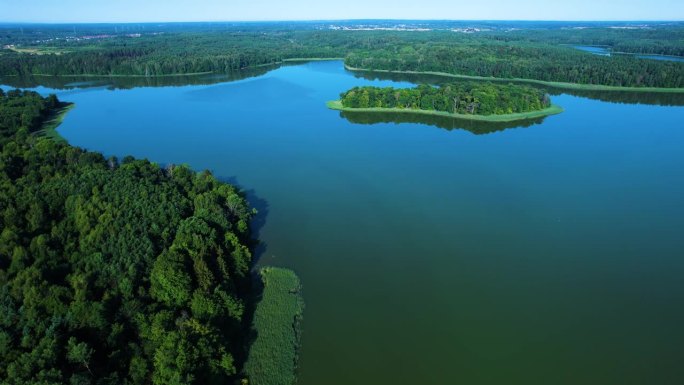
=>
[326,100,564,122]
[10,58,345,78]
[344,65,684,94]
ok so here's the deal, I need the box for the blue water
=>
[636,54,684,62]
[573,45,611,56]
[573,45,684,62]
[4,61,684,385]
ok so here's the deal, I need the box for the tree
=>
[0,91,255,384]
[67,338,93,375]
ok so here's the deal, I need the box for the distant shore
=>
[12,58,344,78]
[326,100,563,122]
[344,65,684,93]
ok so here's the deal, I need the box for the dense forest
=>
[1,24,683,88]
[339,82,551,115]
[0,90,257,384]
[501,27,684,57]
[345,42,684,88]
[0,30,354,76]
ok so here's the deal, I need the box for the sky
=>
[0,0,682,23]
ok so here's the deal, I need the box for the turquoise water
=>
[4,61,684,385]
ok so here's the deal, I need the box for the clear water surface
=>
[4,61,684,385]
[573,45,684,62]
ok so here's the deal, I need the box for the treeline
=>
[0,90,256,384]
[0,45,279,76]
[340,82,551,115]
[504,27,684,57]
[345,42,684,88]
[0,28,681,89]
[0,88,60,139]
[0,30,360,76]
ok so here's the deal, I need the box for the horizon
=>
[2,0,683,23]
[1,19,683,25]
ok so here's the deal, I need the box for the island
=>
[328,82,563,122]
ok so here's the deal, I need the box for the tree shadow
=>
[215,175,270,266]
[215,174,268,378]
[238,268,264,379]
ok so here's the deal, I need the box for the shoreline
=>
[326,100,564,122]
[10,58,344,79]
[282,57,344,62]
[36,102,74,142]
[27,71,215,78]
[343,64,684,93]
[5,59,682,93]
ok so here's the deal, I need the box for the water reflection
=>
[0,64,277,90]
[4,61,682,107]
[339,109,547,134]
[350,69,684,106]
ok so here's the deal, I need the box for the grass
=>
[344,65,684,93]
[326,100,564,122]
[244,267,304,385]
[35,102,75,143]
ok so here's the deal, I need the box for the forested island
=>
[0,90,302,385]
[1,22,683,90]
[329,82,562,121]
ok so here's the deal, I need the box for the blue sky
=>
[1,0,682,23]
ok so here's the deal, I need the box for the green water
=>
[4,61,684,385]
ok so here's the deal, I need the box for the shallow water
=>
[4,61,684,385]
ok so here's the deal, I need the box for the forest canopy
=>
[0,90,256,384]
[0,24,682,88]
[339,82,552,116]
[345,43,684,88]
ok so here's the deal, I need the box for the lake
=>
[3,61,684,385]
[573,45,612,56]
[573,45,684,62]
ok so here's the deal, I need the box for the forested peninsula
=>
[0,90,302,385]
[344,43,684,90]
[329,82,562,121]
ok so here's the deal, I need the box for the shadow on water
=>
[240,270,264,378]
[0,64,278,90]
[544,86,684,106]
[217,175,271,266]
[351,70,684,107]
[214,175,268,375]
[339,109,548,134]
